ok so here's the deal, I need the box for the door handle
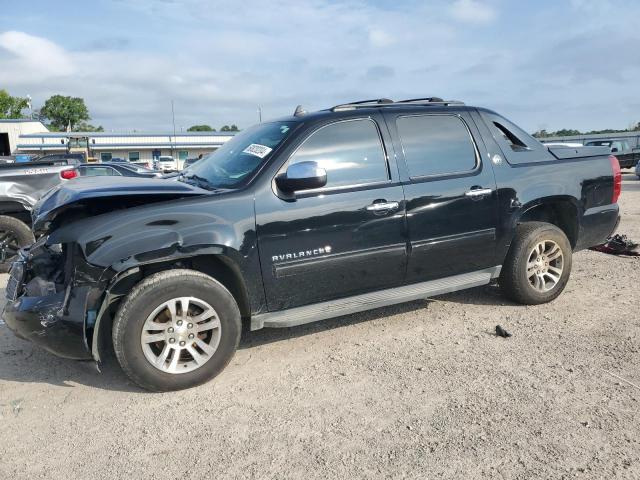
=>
[465,188,493,198]
[366,201,400,212]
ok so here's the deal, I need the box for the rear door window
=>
[395,115,477,178]
[287,118,389,189]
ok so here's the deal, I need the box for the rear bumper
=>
[575,204,620,251]
[2,286,93,360]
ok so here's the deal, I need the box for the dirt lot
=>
[1,175,639,480]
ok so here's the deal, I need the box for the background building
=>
[15,130,235,164]
[0,119,235,165]
[0,119,49,156]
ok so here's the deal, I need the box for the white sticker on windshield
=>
[243,144,272,158]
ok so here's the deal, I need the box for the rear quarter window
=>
[483,112,554,165]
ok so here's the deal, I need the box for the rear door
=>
[383,110,499,282]
[255,115,408,311]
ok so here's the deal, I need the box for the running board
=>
[251,266,501,330]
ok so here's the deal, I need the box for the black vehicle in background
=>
[34,153,85,164]
[584,140,639,169]
[3,97,621,391]
[77,162,162,178]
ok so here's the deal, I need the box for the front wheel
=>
[0,215,34,273]
[500,222,572,305]
[112,269,241,392]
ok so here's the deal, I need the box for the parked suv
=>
[3,98,621,391]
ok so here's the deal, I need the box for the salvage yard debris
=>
[495,325,512,338]
[589,234,639,256]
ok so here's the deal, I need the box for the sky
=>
[1,0,639,133]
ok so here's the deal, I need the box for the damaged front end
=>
[3,176,212,361]
[2,236,104,360]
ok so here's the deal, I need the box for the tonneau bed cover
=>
[547,145,610,160]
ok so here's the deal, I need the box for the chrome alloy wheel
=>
[140,297,221,374]
[527,240,564,292]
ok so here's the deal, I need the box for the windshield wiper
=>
[180,173,215,190]
[180,173,231,192]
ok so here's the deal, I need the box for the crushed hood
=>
[32,176,209,232]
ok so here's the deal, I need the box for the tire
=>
[112,269,241,392]
[0,215,34,273]
[499,222,572,305]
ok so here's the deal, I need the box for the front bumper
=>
[2,258,94,360]
[3,287,93,360]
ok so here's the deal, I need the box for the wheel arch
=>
[0,201,32,225]
[90,252,252,363]
[516,197,580,248]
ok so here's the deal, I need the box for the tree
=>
[187,125,214,132]
[40,95,90,131]
[532,129,548,138]
[220,124,239,132]
[553,129,582,137]
[74,122,104,132]
[0,89,29,119]
[533,124,640,138]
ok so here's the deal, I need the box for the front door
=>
[383,111,499,282]
[256,116,407,311]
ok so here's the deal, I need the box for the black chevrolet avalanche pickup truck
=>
[3,98,621,391]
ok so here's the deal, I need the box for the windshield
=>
[181,121,295,189]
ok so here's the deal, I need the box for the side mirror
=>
[276,161,327,192]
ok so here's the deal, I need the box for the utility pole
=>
[26,94,33,119]
[258,106,262,123]
[171,100,177,158]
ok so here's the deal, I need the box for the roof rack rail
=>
[331,97,464,111]
[396,97,464,106]
[331,98,393,111]
[397,97,444,103]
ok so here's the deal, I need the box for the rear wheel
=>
[112,269,241,392]
[500,222,572,305]
[0,215,34,273]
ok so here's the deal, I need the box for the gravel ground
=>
[1,174,639,480]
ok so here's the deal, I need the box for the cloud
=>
[86,37,130,51]
[0,30,74,77]
[449,0,496,24]
[520,28,640,84]
[368,29,395,47]
[1,0,639,133]
[364,65,395,81]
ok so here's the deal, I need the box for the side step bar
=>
[251,266,501,330]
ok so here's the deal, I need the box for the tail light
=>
[60,168,78,180]
[609,155,621,203]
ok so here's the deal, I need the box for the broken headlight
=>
[23,240,67,297]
